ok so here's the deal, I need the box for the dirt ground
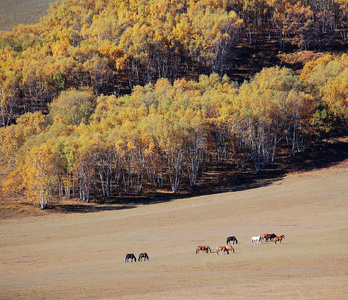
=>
[1,160,348,299]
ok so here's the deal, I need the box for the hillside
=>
[0,0,52,31]
[0,0,347,213]
[1,157,347,299]
[1,136,348,219]
[1,0,347,124]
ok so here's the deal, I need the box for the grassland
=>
[1,159,347,299]
[0,0,53,31]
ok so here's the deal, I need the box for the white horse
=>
[251,235,261,245]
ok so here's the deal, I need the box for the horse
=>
[251,236,261,245]
[216,246,229,255]
[204,245,212,253]
[226,244,235,253]
[274,235,285,244]
[196,245,211,253]
[265,233,277,242]
[261,233,276,242]
[138,252,149,261]
[226,236,238,245]
[125,253,136,262]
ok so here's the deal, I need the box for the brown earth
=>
[1,158,347,299]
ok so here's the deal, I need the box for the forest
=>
[0,0,347,209]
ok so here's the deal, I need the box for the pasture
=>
[1,160,348,299]
[0,0,52,31]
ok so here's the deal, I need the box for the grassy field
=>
[0,0,53,31]
[1,159,347,299]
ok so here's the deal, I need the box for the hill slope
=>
[1,159,347,299]
[0,0,52,31]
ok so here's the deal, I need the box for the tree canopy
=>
[0,0,347,125]
[1,53,347,208]
[0,0,347,209]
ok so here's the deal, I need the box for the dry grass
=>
[1,159,347,299]
[0,0,52,32]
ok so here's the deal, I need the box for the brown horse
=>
[196,245,211,253]
[262,233,277,242]
[274,235,285,244]
[226,244,235,254]
[216,246,229,255]
[204,245,212,253]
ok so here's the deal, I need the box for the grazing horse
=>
[265,233,277,242]
[138,252,149,261]
[125,253,136,262]
[274,235,285,244]
[226,236,238,245]
[216,246,229,255]
[251,236,261,245]
[226,244,235,253]
[204,245,212,253]
[196,245,211,253]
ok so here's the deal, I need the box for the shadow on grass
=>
[52,137,348,214]
[53,204,136,214]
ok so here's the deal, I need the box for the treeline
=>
[1,0,348,126]
[1,54,347,209]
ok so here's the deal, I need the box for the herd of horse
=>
[125,252,149,263]
[252,233,285,245]
[126,233,285,262]
[196,233,285,255]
